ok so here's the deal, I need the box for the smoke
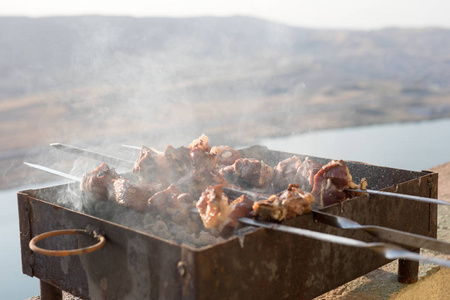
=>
[5,16,327,190]
[50,16,308,150]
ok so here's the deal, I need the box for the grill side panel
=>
[182,172,438,300]
[18,196,183,300]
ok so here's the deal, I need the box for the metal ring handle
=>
[29,229,106,257]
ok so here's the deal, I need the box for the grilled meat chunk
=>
[190,147,217,170]
[196,184,253,237]
[294,158,324,192]
[148,184,184,214]
[189,133,211,152]
[272,156,302,192]
[112,178,154,212]
[148,184,201,234]
[311,160,367,208]
[132,146,172,184]
[164,145,192,179]
[80,162,118,201]
[210,145,241,168]
[196,184,230,229]
[253,184,314,221]
[132,145,192,185]
[78,134,369,240]
[176,168,229,199]
[176,146,230,198]
[134,135,221,189]
[220,158,274,191]
[219,195,254,237]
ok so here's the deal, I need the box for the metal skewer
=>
[348,188,448,205]
[50,143,134,169]
[22,162,450,269]
[312,210,450,254]
[122,144,163,154]
[23,162,82,182]
[121,144,141,150]
[223,187,450,254]
[238,218,450,268]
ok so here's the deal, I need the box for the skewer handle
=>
[348,188,449,206]
[239,217,450,268]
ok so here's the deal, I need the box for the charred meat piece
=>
[148,184,184,214]
[112,178,154,212]
[132,145,192,185]
[132,146,172,184]
[221,195,255,237]
[166,192,195,222]
[176,146,230,198]
[220,158,274,191]
[80,162,118,201]
[272,156,302,192]
[133,134,213,184]
[253,184,314,221]
[132,135,227,192]
[148,184,201,234]
[176,168,229,199]
[190,147,217,170]
[196,184,253,237]
[294,158,324,192]
[163,145,192,178]
[311,159,367,208]
[210,145,241,168]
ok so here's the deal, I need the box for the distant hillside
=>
[1,16,450,99]
[1,16,450,189]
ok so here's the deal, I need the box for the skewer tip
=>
[121,144,141,150]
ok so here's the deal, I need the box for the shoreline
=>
[263,117,450,140]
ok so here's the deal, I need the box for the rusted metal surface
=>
[40,280,62,300]
[18,191,34,277]
[398,252,420,284]
[181,173,437,299]
[18,194,183,299]
[18,146,438,300]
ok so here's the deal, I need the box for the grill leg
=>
[40,280,62,300]
[397,249,419,284]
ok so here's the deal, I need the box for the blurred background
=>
[1,1,449,299]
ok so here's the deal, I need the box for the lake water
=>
[260,118,450,172]
[2,119,449,299]
[1,181,65,300]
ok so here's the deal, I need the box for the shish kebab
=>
[23,161,450,268]
[23,158,450,254]
[52,142,450,206]
[29,135,450,253]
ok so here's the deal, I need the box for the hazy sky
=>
[2,0,449,30]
